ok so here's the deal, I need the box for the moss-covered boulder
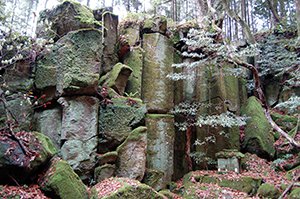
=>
[288,187,300,199]
[142,33,174,113]
[271,112,298,132]
[36,1,101,41]
[241,96,275,159]
[146,114,175,190]
[116,127,147,181]
[124,46,144,98]
[38,158,88,199]
[183,171,262,195]
[35,29,102,97]
[0,131,57,183]
[58,96,99,181]
[98,97,147,153]
[100,63,133,95]
[257,183,280,198]
[90,177,166,199]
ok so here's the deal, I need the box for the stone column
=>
[145,114,175,190]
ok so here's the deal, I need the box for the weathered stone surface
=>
[0,94,33,131]
[116,127,147,181]
[124,46,144,98]
[143,16,168,34]
[241,96,275,159]
[142,33,174,113]
[0,131,57,183]
[58,96,99,181]
[34,108,62,149]
[146,114,175,190]
[94,164,116,183]
[36,1,100,41]
[35,29,102,96]
[91,177,166,199]
[38,158,88,199]
[98,97,147,153]
[100,63,133,95]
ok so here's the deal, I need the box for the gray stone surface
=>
[58,96,99,180]
[35,29,102,97]
[142,33,174,113]
[116,126,147,181]
[34,108,62,149]
[98,97,147,153]
[146,114,175,190]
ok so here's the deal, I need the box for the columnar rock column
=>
[142,32,176,189]
[145,114,175,190]
[142,33,174,113]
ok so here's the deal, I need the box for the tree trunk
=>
[222,0,255,44]
[296,0,300,37]
[185,126,193,171]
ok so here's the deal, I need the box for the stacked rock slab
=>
[145,114,175,190]
[58,96,99,181]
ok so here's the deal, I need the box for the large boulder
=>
[145,114,175,190]
[0,131,57,183]
[116,127,147,181]
[34,108,62,149]
[38,158,88,199]
[35,29,102,97]
[90,177,166,199]
[58,96,99,181]
[98,97,147,153]
[241,96,275,159]
[36,1,101,41]
[142,33,174,113]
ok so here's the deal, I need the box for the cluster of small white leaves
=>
[181,51,206,59]
[171,60,203,69]
[174,121,190,131]
[275,96,300,114]
[171,102,213,116]
[166,73,191,81]
[236,44,261,58]
[194,135,217,146]
[196,111,248,128]
[190,151,215,165]
[223,67,247,77]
